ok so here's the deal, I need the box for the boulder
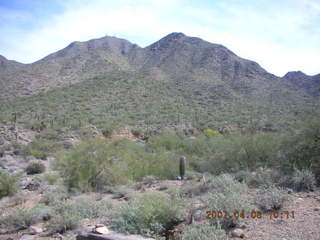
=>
[93,226,110,235]
[20,235,35,240]
[231,228,245,238]
[28,225,43,234]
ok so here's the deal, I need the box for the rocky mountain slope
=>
[0,33,319,129]
[0,55,25,76]
[283,71,320,97]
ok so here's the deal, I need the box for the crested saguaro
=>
[179,156,186,180]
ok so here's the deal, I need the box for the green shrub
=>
[11,192,28,205]
[246,168,275,188]
[67,196,113,219]
[181,223,228,240]
[45,195,113,233]
[26,162,46,175]
[147,133,183,151]
[54,139,178,192]
[206,191,251,229]
[131,128,142,137]
[180,182,211,197]
[233,169,252,183]
[24,139,62,160]
[280,168,316,192]
[188,132,279,175]
[0,205,50,229]
[46,209,81,233]
[203,129,221,137]
[40,186,69,206]
[255,186,288,212]
[111,191,186,238]
[0,170,18,199]
[102,127,113,137]
[42,173,60,185]
[205,174,250,229]
[210,174,249,194]
[11,141,24,155]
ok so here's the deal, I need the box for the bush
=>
[206,191,251,229]
[131,128,142,137]
[111,191,186,238]
[0,205,50,229]
[0,170,18,199]
[54,139,179,191]
[234,169,252,183]
[147,133,183,151]
[45,195,113,233]
[102,127,113,137]
[46,209,81,233]
[26,162,46,175]
[246,168,275,188]
[188,132,279,175]
[255,186,288,212]
[210,174,249,194]
[280,168,316,192]
[203,129,221,137]
[205,174,250,229]
[40,186,69,206]
[181,223,228,240]
[67,196,113,219]
[24,138,62,160]
[181,182,211,198]
[42,173,60,185]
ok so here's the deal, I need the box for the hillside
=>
[283,71,320,97]
[0,33,319,130]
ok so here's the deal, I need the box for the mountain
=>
[0,36,141,100]
[0,55,25,76]
[0,33,319,129]
[283,71,320,97]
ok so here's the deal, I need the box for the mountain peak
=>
[283,71,308,79]
[146,32,187,50]
[163,32,186,39]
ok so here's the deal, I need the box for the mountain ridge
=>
[0,32,318,104]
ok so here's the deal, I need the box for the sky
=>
[0,0,319,77]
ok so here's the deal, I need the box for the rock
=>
[95,224,105,228]
[52,233,64,239]
[295,198,304,205]
[20,178,42,191]
[20,234,35,240]
[231,228,245,238]
[28,225,43,234]
[193,210,203,221]
[94,226,110,235]
[314,207,320,211]
[158,186,168,191]
[61,136,81,149]
[77,233,154,240]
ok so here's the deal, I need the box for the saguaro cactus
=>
[179,156,186,180]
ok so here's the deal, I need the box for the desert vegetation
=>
[1,115,318,239]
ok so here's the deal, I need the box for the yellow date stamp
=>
[206,210,296,220]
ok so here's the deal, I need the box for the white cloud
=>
[0,0,319,76]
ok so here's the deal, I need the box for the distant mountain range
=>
[0,32,319,100]
[0,33,319,128]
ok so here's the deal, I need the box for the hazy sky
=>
[0,0,319,76]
